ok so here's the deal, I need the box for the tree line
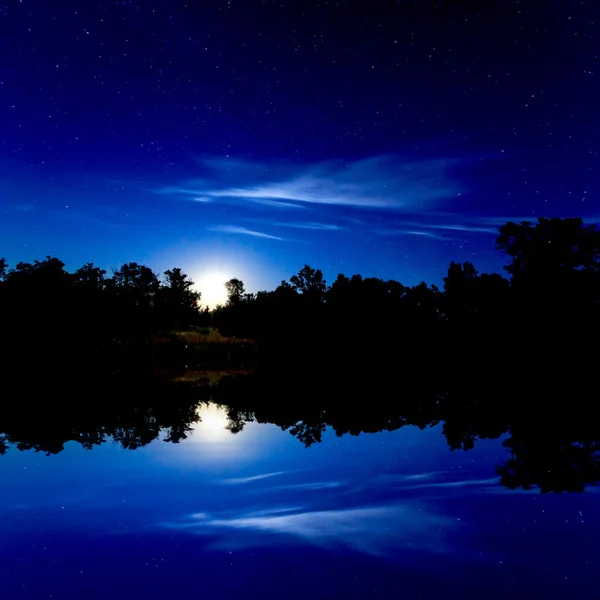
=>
[212,217,600,373]
[0,259,207,342]
[1,215,600,382]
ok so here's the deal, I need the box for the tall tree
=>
[110,262,160,332]
[72,263,107,290]
[159,268,201,329]
[224,278,245,305]
[289,265,327,302]
[496,217,600,280]
[111,263,159,305]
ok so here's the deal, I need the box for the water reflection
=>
[1,369,599,494]
[193,403,231,441]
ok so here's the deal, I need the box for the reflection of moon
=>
[195,271,230,309]
[194,403,231,442]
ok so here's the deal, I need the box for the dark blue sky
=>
[1,0,598,301]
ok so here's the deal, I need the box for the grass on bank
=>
[167,328,254,346]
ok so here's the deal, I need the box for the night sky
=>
[1,0,597,304]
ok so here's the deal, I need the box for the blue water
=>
[1,403,598,599]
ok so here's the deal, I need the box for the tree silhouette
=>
[290,265,327,302]
[158,268,201,329]
[72,262,107,290]
[497,217,600,279]
[224,278,246,305]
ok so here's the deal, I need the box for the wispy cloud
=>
[276,221,342,231]
[377,228,460,241]
[161,503,455,556]
[241,506,305,517]
[401,477,500,490]
[402,222,497,234]
[374,217,501,241]
[207,225,285,241]
[155,155,463,211]
[220,472,285,485]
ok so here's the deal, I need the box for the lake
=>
[1,401,598,599]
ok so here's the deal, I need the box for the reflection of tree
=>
[0,377,206,455]
[2,362,600,494]
[497,436,600,494]
[211,360,600,494]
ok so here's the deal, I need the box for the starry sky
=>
[1,0,597,296]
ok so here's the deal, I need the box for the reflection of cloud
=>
[378,471,447,482]
[207,225,285,241]
[376,471,500,490]
[162,503,455,556]
[155,155,463,211]
[220,472,285,485]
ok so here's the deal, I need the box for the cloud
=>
[155,155,463,211]
[247,198,309,209]
[276,222,342,231]
[161,503,455,556]
[374,217,501,241]
[402,477,500,490]
[220,472,285,485]
[376,228,460,241]
[207,225,285,241]
[241,506,306,517]
[403,222,497,234]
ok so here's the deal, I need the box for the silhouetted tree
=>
[158,268,201,330]
[111,262,159,296]
[497,217,600,280]
[72,262,107,290]
[224,278,246,305]
[290,265,327,302]
[109,262,160,333]
[442,261,510,324]
[3,256,70,335]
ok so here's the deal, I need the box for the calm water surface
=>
[1,403,598,599]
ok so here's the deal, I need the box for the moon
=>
[195,271,231,309]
